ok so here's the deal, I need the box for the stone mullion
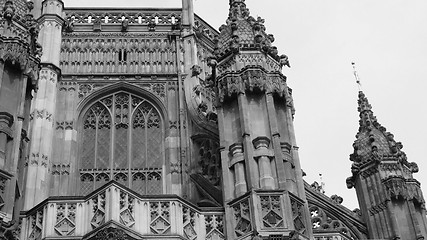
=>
[110,94,115,179]
[127,94,133,188]
[94,113,99,169]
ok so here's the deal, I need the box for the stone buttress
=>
[24,0,64,210]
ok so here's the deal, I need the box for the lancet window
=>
[79,92,163,195]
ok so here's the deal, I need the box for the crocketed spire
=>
[350,91,408,164]
[215,0,288,65]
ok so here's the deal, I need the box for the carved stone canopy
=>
[215,0,287,63]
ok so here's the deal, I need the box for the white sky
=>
[63,0,427,210]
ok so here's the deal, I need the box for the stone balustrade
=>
[20,181,225,240]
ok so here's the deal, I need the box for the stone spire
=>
[215,0,289,67]
[350,91,409,165]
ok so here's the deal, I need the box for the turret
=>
[347,91,427,239]
[213,0,313,239]
[24,0,64,209]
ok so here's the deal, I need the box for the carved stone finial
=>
[331,194,343,204]
[191,65,202,77]
[64,19,75,32]
[3,1,15,21]
[26,0,34,12]
[121,19,129,32]
[280,54,290,68]
[346,176,355,189]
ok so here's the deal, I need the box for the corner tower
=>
[347,91,427,239]
[214,0,313,239]
[24,0,64,209]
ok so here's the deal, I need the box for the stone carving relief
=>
[260,195,284,229]
[309,205,354,239]
[91,192,106,229]
[290,197,306,235]
[232,197,252,237]
[150,202,171,234]
[94,227,127,240]
[193,138,221,187]
[54,203,76,236]
[0,176,6,210]
[28,210,43,240]
[119,190,135,228]
[182,206,197,240]
[205,214,225,240]
[217,67,288,103]
[60,35,177,74]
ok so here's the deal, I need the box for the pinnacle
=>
[357,90,379,131]
[351,90,407,164]
[214,0,288,66]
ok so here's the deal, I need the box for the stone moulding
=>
[0,38,40,88]
[216,66,288,103]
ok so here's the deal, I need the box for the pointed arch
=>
[76,83,167,196]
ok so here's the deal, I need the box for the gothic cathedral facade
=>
[0,0,426,239]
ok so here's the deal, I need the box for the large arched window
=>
[79,91,163,195]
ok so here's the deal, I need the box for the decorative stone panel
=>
[119,190,135,228]
[260,195,284,229]
[205,214,225,240]
[28,210,43,240]
[149,201,171,234]
[54,203,76,236]
[183,206,197,240]
[91,191,106,229]
[231,197,252,237]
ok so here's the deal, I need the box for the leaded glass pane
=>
[132,127,146,168]
[80,174,94,195]
[95,173,110,189]
[81,109,96,169]
[114,127,128,169]
[132,172,146,194]
[147,172,162,195]
[97,125,110,169]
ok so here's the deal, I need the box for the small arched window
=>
[79,91,163,195]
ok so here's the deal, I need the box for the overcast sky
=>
[62,0,427,210]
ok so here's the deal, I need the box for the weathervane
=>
[351,62,362,91]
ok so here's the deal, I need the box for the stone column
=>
[229,143,246,197]
[0,113,13,169]
[252,136,275,189]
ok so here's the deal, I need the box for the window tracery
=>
[79,91,163,195]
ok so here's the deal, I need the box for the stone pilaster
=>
[24,0,64,209]
[24,65,60,209]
